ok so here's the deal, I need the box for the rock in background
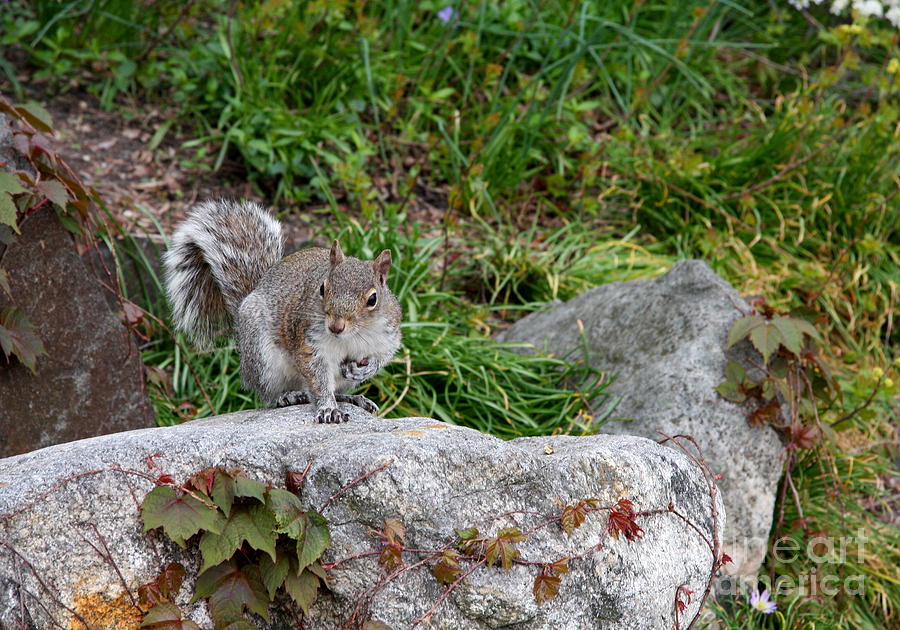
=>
[499,260,784,581]
[0,407,723,630]
[0,112,152,457]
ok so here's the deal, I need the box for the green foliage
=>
[140,468,330,626]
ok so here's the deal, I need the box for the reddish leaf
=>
[286,470,306,495]
[35,180,68,208]
[140,602,200,630]
[533,573,561,605]
[749,400,780,427]
[791,424,820,450]
[379,543,403,572]
[484,531,521,571]
[121,301,146,328]
[193,560,270,623]
[607,499,643,542]
[383,518,406,545]
[432,550,462,584]
[137,563,185,607]
[0,307,46,373]
[548,557,569,577]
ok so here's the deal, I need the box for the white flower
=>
[853,0,884,16]
[888,6,900,26]
[831,0,850,14]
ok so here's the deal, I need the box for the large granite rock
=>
[0,112,152,457]
[0,407,724,629]
[499,260,785,581]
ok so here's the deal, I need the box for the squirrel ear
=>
[329,240,345,266]
[373,249,392,284]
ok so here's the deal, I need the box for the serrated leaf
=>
[267,488,306,537]
[211,471,236,517]
[533,574,561,605]
[723,360,746,384]
[0,171,26,195]
[749,321,782,365]
[296,511,330,571]
[485,536,520,571]
[0,193,18,232]
[234,475,266,502]
[0,307,46,373]
[560,505,583,535]
[726,315,764,348]
[285,568,320,614]
[198,560,270,624]
[199,503,277,573]
[17,102,54,133]
[456,527,478,540]
[771,316,802,355]
[432,550,462,584]
[715,381,746,403]
[260,550,290,599]
[140,602,200,630]
[141,486,224,548]
[36,180,68,208]
[497,527,525,543]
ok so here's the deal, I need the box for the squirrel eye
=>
[320,282,325,298]
[366,292,377,308]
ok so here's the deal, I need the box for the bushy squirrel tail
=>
[163,199,283,347]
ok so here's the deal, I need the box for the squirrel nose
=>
[328,319,346,335]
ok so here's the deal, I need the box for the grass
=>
[3,1,898,628]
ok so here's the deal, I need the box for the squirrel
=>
[162,199,402,424]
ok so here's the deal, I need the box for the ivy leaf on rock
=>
[138,562,185,607]
[726,315,764,348]
[432,549,462,584]
[533,573,561,606]
[35,180,68,209]
[0,307,46,373]
[193,560,270,623]
[260,550,290,600]
[771,316,803,356]
[198,503,278,573]
[284,566,320,614]
[141,485,224,548]
[140,602,200,630]
[749,321,783,365]
[297,510,330,571]
[267,488,306,537]
[560,502,587,535]
[485,528,523,570]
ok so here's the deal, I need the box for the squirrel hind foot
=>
[335,394,378,414]
[274,391,310,408]
[316,407,350,424]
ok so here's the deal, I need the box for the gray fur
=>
[163,200,283,347]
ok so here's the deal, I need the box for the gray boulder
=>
[0,407,724,629]
[498,260,784,581]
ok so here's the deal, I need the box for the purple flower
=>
[749,589,777,614]
[437,6,455,24]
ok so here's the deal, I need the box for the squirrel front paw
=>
[335,394,378,414]
[340,357,379,381]
[274,391,310,407]
[316,406,350,424]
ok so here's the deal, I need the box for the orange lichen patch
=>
[395,430,425,438]
[69,591,143,630]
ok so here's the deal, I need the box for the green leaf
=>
[36,180,68,208]
[140,602,200,630]
[267,488,306,537]
[199,503,277,573]
[141,486,224,548]
[211,470,236,517]
[455,527,479,541]
[715,381,746,403]
[234,475,266,502]
[771,316,802,355]
[0,193,18,232]
[723,360,746,384]
[0,171,26,195]
[284,567,320,614]
[0,307,46,373]
[726,315,764,348]
[296,511,330,571]
[260,550,290,599]
[749,321,783,365]
[17,101,54,133]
